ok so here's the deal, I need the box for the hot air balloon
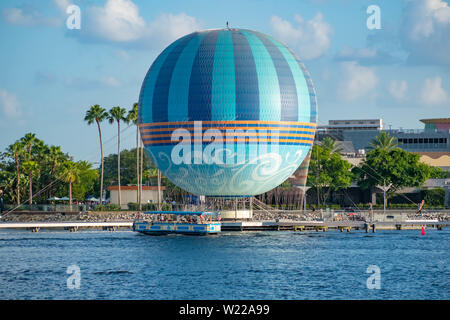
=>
[138,28,317,197]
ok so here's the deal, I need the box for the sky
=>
[0,0,449,163]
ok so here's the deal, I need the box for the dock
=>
[0,220,448,233]
[220,219,450,232]
[0,221,133,232]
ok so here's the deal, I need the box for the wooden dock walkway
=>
[0,220,448,232]
[0,221,133,232]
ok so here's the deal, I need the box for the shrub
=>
[94,204,120,211]
[422,188,445,207]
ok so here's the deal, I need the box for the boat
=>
[132,211,221,236]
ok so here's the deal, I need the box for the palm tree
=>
[46,146,67,198]
[57,161,80,210]
[368,132,399,151]
[47,146,66,176]
[21,133,37,160]
[22,160,39,205]
[143,168,161,210]
[108,106,127,208]
[320,137,343,154]
[126,103,140,204]
[6,141,24,205]
[84,105,108,204]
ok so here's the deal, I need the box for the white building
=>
[108,186,164,209]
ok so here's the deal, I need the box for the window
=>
[414,139,418,144]
[419,138,423,143]
[434,138,439,143]
[408,139,413,144]
[439,138,444,143]
[424,138,429,143]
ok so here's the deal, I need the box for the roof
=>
[107,185,166,191]
[420,118,450,124]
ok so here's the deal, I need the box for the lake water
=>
[0,229,448,300]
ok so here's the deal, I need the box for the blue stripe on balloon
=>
[253,31,298,121]
[138,40,179,124]
[211,30,236,121]
[152,33,196,122]
[298,61,318,124]
[267,36,311,123]
[167,33,206,122]
[188,30,221,121]
[231,30,259,120]
[242,30,281,121]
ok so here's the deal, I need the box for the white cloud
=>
[388,80,408,100]
[402,0,450,65]
[86,0,146,42]
[0,89,22,118]
[78,0,200,47]
[2,6,59,27]
[338,62,378,101]
[53,0,72,13]
[146,13,201,47]
[270,13,332,60]
[420,77,448,105]
[102,76,120,87]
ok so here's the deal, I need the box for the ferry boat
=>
[132,211,221,236]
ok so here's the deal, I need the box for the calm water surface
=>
[0,229,448,299]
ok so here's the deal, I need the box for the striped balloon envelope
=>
[138,28,317,196]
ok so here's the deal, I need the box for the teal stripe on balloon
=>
[211,30,236,121]
[242,30,281,121]
[168,33,206,122]
[267,36,311,123]
[139,41,178,124]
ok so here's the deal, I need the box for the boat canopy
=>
[143,211,215,216]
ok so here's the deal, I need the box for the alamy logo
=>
[366,265,381,290]
[66,5,81,30]
[66,265,81,289]
[170,121,279,165]
[366,5,381,30]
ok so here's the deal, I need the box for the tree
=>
[307,144,353,205]
[108,106,127,208]
[352,148,443,207]
[21,133,37,159]
[22,160,40,205]
[368,131,399,151]
[57,161,81,209]
[126,103,140,204]
[72,161,98,201]
[84,105,108,203]
[320,137,343,154]
[5,141,24,205]
[45,145,67,198]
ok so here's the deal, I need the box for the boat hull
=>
[133,221,221,235]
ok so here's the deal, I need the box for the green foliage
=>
[0,133,98,205]
[307,144,353,205]
[161,203,171,211]
[353,148,438,196]
[94,203,120,211]
[127,202,157,211]
[368,131,399,151]
[71,161,99,201]
[320,137,343,153]
[108,106,127,125]
[102,148,155,189]
[422,188,445,206]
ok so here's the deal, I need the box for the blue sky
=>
[0,0,449,162]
